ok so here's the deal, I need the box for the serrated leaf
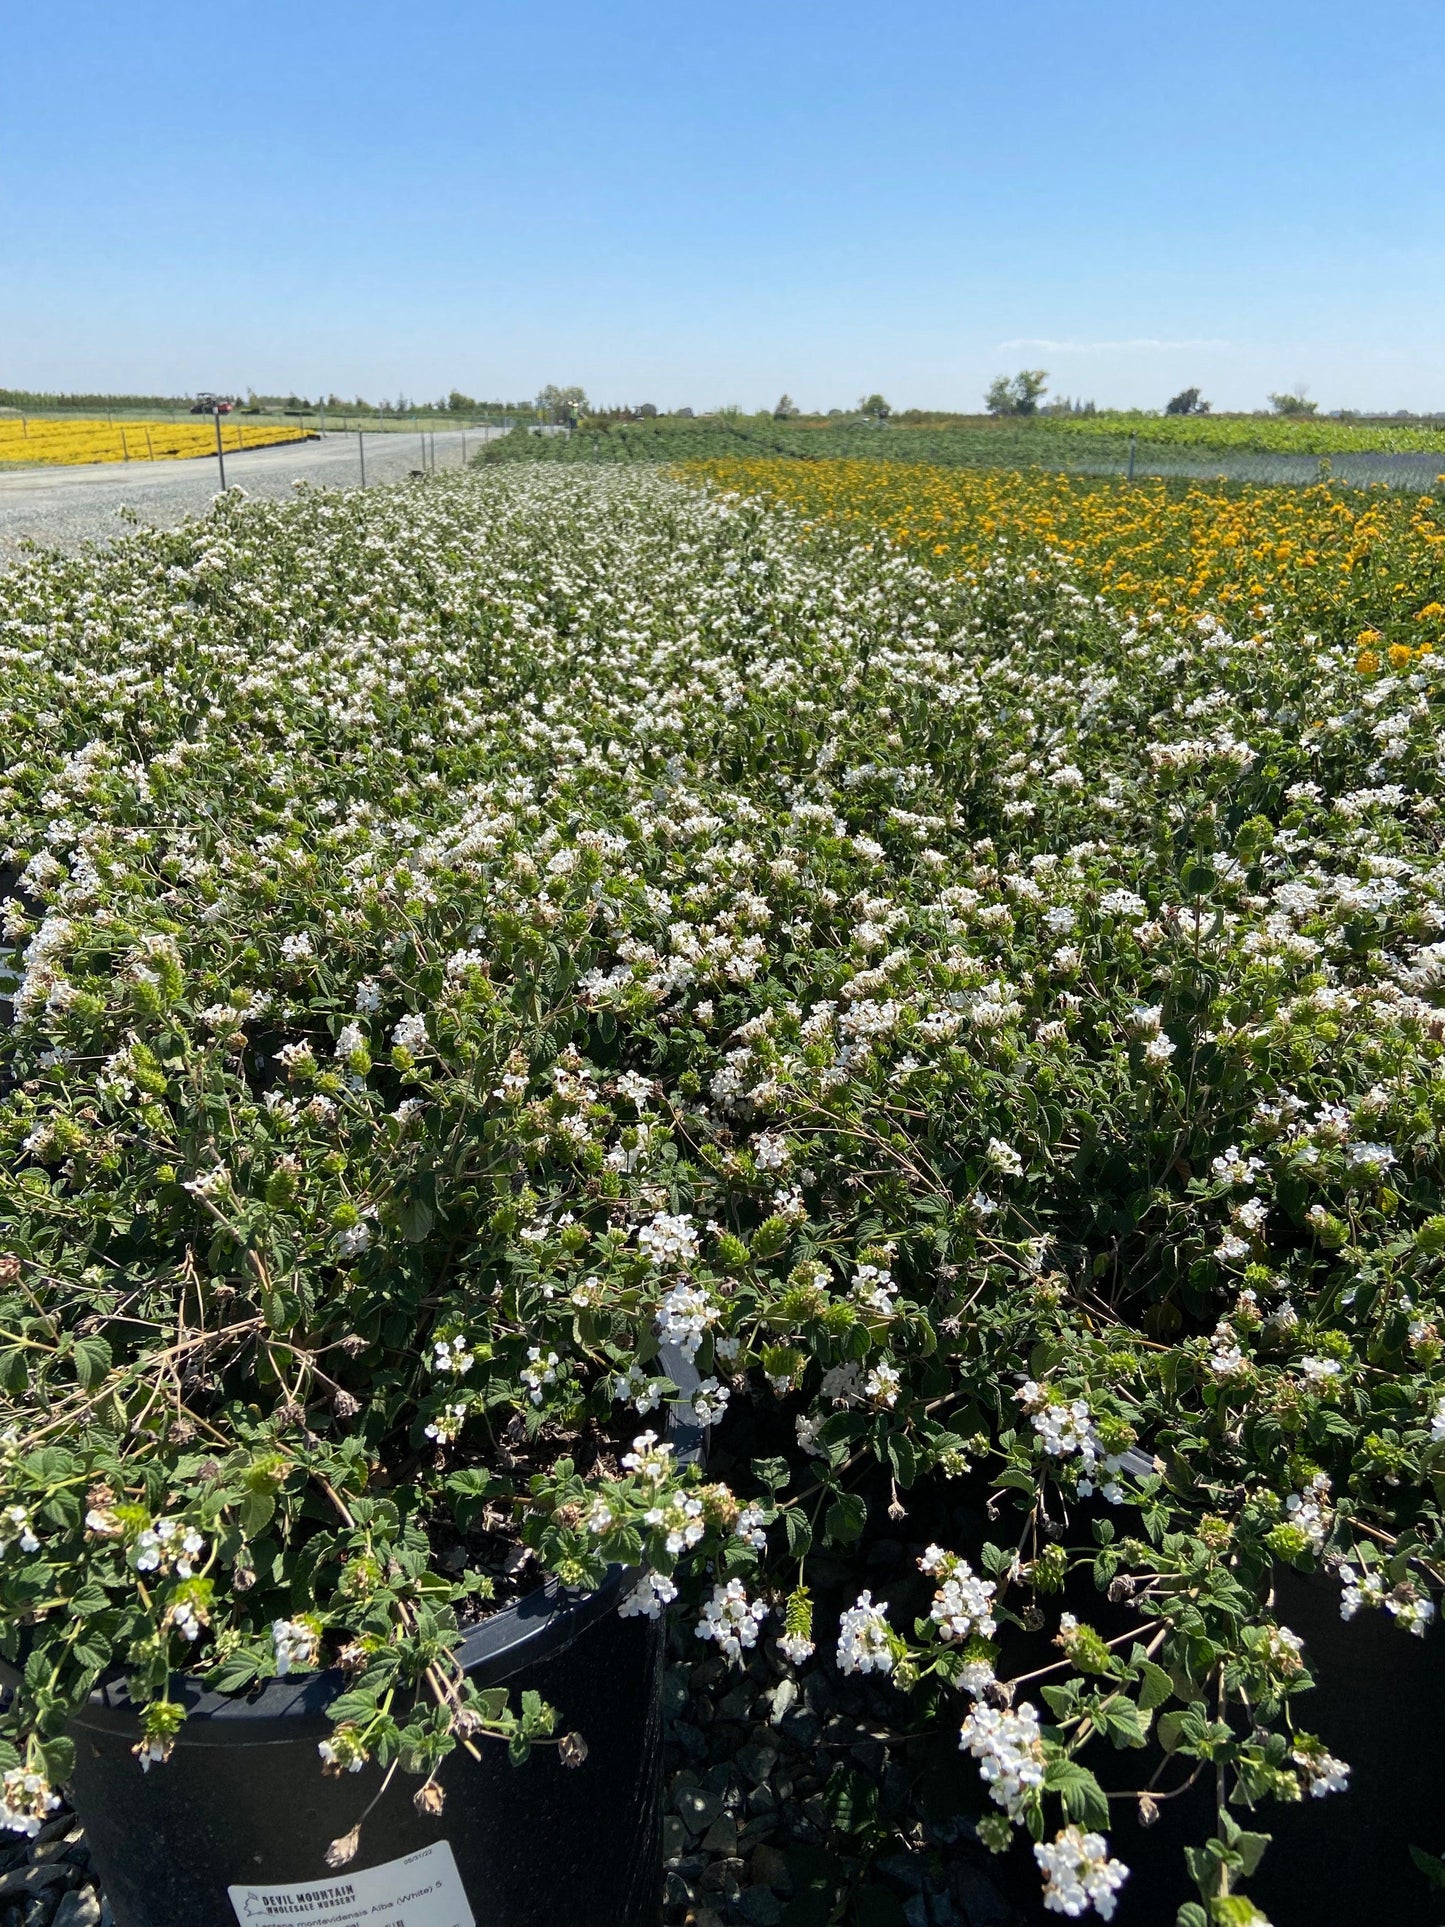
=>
[207,1654,263,1694]
[1042,1758,1109,1830]
[994,1467,1037,1494]
[1136,1660,1174,1710]
[72,1335,112,1389]
[823,1492,866,1546]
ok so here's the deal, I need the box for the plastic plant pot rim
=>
[64,1343,706,1744]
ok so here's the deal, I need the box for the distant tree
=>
[447,389,477,413]
[858,393,891,420]
[984,370,1049,416]
[676,406,694,418]
[637,402,658,418]
[1165,386,1210,415]
[1268,390,1318,417]
[773,394,801,420]
[536,383,589,423]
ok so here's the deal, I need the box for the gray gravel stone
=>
[52,1892,103,1927]
[674,1783,726,1834]
[736,1886,784,1925]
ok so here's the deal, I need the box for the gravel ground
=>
[658,1635,1020,1927]
[0,429,503,563]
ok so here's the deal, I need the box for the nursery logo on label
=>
[228,1842,475,1927]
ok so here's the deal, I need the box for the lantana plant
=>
[1,464,1443,1919]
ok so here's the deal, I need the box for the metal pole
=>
[420,431,426,472]
[1127,432,1137,484]
[214,407,227,490]
[358,429,366,487]
[461,430,467,464]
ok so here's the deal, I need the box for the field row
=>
[686,456,1445,651]
[0,418,311,467]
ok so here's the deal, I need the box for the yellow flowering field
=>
[685,456,1445,662]
[0,418,310,468]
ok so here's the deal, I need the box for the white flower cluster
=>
[520,1345,560,1404]
[637,1210,699,1267]
[1015,1382,1125,1503]
[655,1280,719,1361]
[695,1578,768,1661]
[271,1618,319,1677]
[919,1544,997,1641]
[1033,1825,1130,1920]
[132,1517,205,1578]
[958,1700,1046,1820]
[836,1590,896,1675]
[0,1767,61,1837]
[619,1570,678,1620]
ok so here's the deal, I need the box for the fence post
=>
[359,430,366,487]
[1127,432,1137,484]
[461,430,467,464]
[214,407,228,490]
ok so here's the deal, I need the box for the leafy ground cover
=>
[481,415,1445,492]
[2,466,1445,1922]
[689,457,1445,647]
[1042,413,1445,458]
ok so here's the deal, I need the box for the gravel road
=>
[0,428,504,563]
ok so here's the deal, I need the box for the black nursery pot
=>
[1092,1562,1445,1927]
[64,1352,704,1927]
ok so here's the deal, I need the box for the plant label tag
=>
[228,1840,475,1927]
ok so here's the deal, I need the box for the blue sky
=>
[4,0,1442,413]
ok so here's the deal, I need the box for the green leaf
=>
[237,1489,276,1537]
[1042,1759,1109,1830]
[994,1467,1037,1494]
[72,1634,112,1672]
[883,1431,916,1488]
[782,1509,813,1558]
[1410,1846,1445,1891]
[823,1493,866,1546]
[1232,1830,1271,1879]
[821,1764,877,1835]
[72,1335,113,1389]
[399,1197,434,1243]
[1176,1907,1210,1927]
[1040,1682,1080,1720]
[753,1456,791,1491]
[207,1654,263,1693]
[37,1735,75,1784]
[1136,1660,1174,1710]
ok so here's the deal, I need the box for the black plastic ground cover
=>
[64,1346,705,1927]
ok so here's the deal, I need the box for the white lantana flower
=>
[1034,1826,1129,1920]
[837,1591,895,1675]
